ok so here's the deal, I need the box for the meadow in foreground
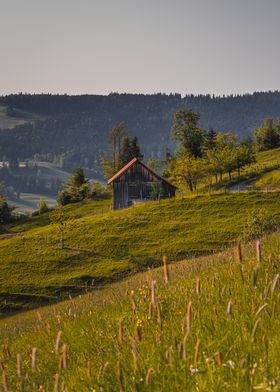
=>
[0,233,279,391]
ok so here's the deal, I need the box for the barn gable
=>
[108,158,176,210]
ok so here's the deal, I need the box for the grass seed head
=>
[162,255,169,284]
[255,303,268,318]
[236,242,242,263]
[227,300,233,317]
[196,278,201,296]
[194,339,201,363]
[271,274,279,295]
[134,324,141,343]
[131,341,138,373]
[186,301,192,335]
[2,369,9,392]
[16,354,22,378]
[145,367,154,385]
[151,280,157,307]
[147,301,153,320]
[117,361,125,392]
[2,345,11,359]
[55,331,62,354]
[156,303,162,327]
[130,291,137,312]
[61,344,68,369]
[118,319,124,344]
[54,373,59,392]
[253,267,259,288]
[256,240,262,263]
[217,351,222,368]
[31,347,38,372]
[252,319,260,340]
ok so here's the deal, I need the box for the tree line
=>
[165,109,255,192]
[1,91,280,178]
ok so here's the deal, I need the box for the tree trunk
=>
[187,180,193,192]
[60,231,65,249]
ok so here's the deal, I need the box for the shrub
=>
[37,199,49,215]
[244,208,280,240]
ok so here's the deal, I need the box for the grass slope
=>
[0,233,279,391]
[0,105,42,129]
[5,199,111,234]
[255,169,280,189]
[0,192,279,315]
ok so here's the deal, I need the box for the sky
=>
[1,0,280,96]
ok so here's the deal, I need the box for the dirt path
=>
[228,178,257,192]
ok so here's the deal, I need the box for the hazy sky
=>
[1,0,280,96]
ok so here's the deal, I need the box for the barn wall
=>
[112,161,175,209]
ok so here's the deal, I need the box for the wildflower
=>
[189,364,199,375]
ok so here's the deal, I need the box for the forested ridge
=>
[1,91,280,174]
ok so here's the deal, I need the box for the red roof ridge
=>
[107,157,138,184]
[107,157,176,189]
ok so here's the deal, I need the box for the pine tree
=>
[130,137,143,160]
[58,167,89,205]
[203,129,217,151]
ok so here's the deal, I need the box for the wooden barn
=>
[107,157,176,210]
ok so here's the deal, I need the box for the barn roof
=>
[107,157,176,189]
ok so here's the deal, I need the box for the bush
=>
[0,198,14,224]
[90,182,109,199]
[244,209,280,240]
[37,199,49,215]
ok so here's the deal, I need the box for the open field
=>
[0,105,40,129]
[0,192,279,315]
[0,233,279,390]
[8,193,57,214]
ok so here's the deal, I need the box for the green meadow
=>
[0,233,279,391]
[1,192,280,315]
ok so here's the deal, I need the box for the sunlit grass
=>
[0,193,280,315]
[0,234,279,391]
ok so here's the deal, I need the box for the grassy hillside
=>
[5,198,111,234]
[0,105,28,129]
[257,147,280,166]
[1,192,279,315]
[255,170,280,190]
[0,233,279,391]
[0,105,42,129]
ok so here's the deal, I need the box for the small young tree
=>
[0,195,14,224]
[167,151,206,192]
[37,199,48,215]
[50,207,73,249]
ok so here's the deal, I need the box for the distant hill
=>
[1,91,280,175]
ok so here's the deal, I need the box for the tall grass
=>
[0,234,280,391]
